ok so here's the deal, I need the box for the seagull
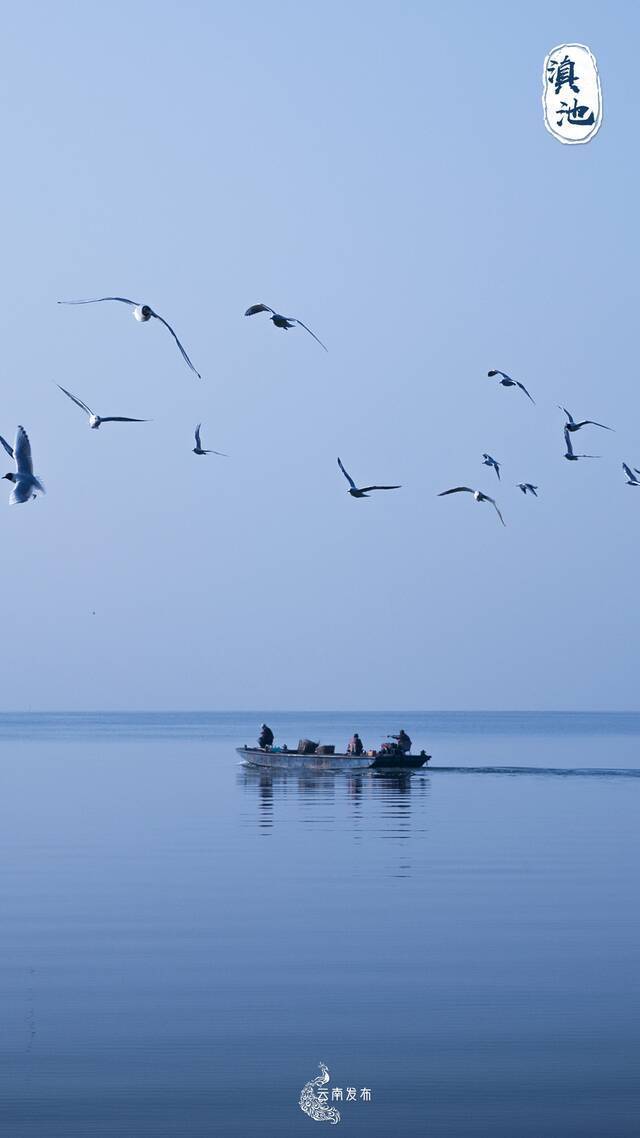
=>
[244,304,327,351]
[564,429,599,461]
[193,424,227,457]
[482,453,500,479]
[622,463,640,486]
[487,369,535,404]
[3,426,45,504]
[57,385,148,430]
[438,486,506,526]
[559,406,613,433]
[517,482,538,496]
[337,457,400,498]
[57,297,202,377]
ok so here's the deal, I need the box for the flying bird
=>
[57,297,202,378]
[559,406,613,433]
[193,424,227,457]
[487,369,535,404]
[438,486,506,526]
[244,304,327,351]
[517,483,538,496]
[482,453,501,479]
[57,385,148,430]
[622,463,640,486]
[337,457,400,498]
[564,429,599,461]
[3,426,45,504]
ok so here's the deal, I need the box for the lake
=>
[1,711,639,1136]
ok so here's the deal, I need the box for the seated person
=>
[346,732,364,756]
[258,723,274,749]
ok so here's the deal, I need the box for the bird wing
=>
[634,468,640,478]
[14,426,34,475]
[195,424,202,448]
[149,311,202,378]
[623,463,634,480]
[57,296,138,307]
[294,320,328,352]
[583,420,613,431]
[438,487,474,496]
[10,480,34,505]
[360,485,401,492]
[516,381,535,403]
[0,433,14,460]
[337,457,356,490]
[58,384,93,416]
[204,449,229,457]
[244,303,275,316]
[486,496,506,526]
[564,428,574,456]
[559,405,575,423]
[99,417,148,423]
[488,370,509,380]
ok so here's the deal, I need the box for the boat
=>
[237,746,430,772]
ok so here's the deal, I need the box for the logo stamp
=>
[542,44,602,144]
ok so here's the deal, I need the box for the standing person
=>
[258,723,274,749]
[346,732,364,756]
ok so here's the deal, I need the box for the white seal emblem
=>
[543,44,602,144]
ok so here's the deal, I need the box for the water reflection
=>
[238,763,431,878]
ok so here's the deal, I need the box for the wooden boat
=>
[237,746,430,772]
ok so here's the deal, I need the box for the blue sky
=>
[0,1,637,709]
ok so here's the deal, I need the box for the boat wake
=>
[423,766,640,778]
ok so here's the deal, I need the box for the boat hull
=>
[236,747,429,772]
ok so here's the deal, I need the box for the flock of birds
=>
[0,298,636,517]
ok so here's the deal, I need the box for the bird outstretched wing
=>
[99,417,148,423]
[244,304,275,316]
[58,385,93,416]
[438,487,474,496]
[488,369,509,380]
[486,496,506,526]
[294,320,328,352]
[360,485,401,493]
[559,405,575,424]
[516,381,535,404]
[57,296,139,307]
[623,463,636,481]
[582,419,613,431]
[564,428,574,456]
[14,426,33,475]
[0,433,14,460]
[337,457,357,490]
[149,311,202,379]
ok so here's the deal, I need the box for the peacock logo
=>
[299,1062,341,1124]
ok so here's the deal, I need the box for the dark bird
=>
[488,369,535,404]
[244,304,327,351]
[564,429,599,461]
[482,453,501,479]
[193,424,227,457]
[559,406,613,433]
[0,433,14,460]
[57,385,148,430]
[517,482,538,496]
[622,463,640,486]
[438,486,505,526]
[57,297,202,377]
[337,457,400,498]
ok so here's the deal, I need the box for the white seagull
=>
[517,482,538,496]
[244,303,327,351]
[622,463,640,486]
[487,369,535,404]
[564,429,599,461]
[438,486,505,526]
[57,385,148,430]
[57,297,202,378]
[337,457,400,498]
[559,406,613,433]
[2,426,45,504]
[482,453,501,480]
[193,424,227,457]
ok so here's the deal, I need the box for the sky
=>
[0,1,637,711]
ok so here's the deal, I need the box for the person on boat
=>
[381,729,411,754]
[346,732,364,756]
[258,723,274,749]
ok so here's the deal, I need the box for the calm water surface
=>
[1,712,639,1137]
